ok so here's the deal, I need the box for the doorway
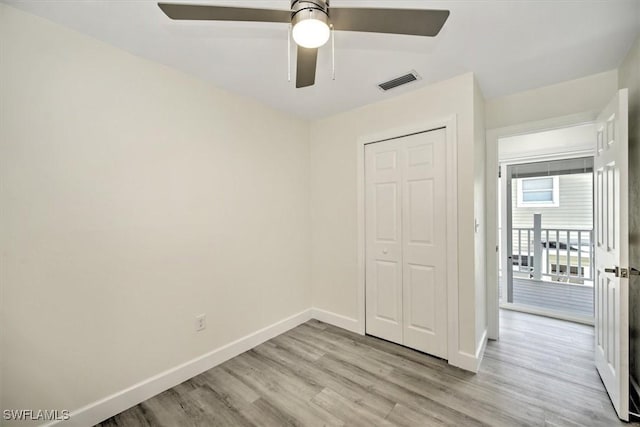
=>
[495,124,597,324]
[500,157,595,323]
[487,91,631,421]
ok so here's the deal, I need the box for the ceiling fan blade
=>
[330,8,450,37]
[296,47,318,88]
[158,3,291,23]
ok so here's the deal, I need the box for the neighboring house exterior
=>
[511,173,593,230]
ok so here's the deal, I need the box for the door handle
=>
[604,267,620,277]
[605,267,640,278]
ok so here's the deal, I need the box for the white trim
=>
[486,112,599,341]
[356,130,367,336]
[444,116,461,370]
[44,309,313,427]
[476,329,488,370]
[452,329,488,373]
[355,115,460,368]
[499,148,595,165]
[311,308,361,334]
[500,303,594,325]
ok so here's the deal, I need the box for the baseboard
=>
[474,329,488,371]
[46,309,312,427]
[448,329,487,373]
[312,307,488,372]
[311,308,361,334]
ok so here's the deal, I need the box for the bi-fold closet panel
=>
[364,128,448,358]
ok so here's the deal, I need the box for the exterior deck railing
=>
[512,226,594,283]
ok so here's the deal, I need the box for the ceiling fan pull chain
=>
[331,24,335,81]
[287,24,292,82]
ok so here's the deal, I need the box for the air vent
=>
[378,71,420,91]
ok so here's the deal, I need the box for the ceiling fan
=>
[158,1,450,88]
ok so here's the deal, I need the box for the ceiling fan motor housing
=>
[291,0,329,27]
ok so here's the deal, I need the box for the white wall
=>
[486,70,618,130]
[310,72,487,368]
[0,4,311,423]
[619,35,640,389]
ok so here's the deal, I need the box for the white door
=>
[365,129,448,358]
[402,130,448,358]
[594,89,629,421]
[365,137,404,344]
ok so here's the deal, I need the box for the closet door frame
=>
[356,115,459,363]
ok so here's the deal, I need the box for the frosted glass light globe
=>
[292,18,330,49]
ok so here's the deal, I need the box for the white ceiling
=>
[4,0,640,118]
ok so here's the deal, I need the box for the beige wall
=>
[486,70,619,130]
[0,4,311,420]
[619,35,640,386]
[310,72,486,363]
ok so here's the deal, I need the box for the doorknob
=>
[382,248,388,254]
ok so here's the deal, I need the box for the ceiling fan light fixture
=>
[291,1,330,49]
[292,17,330,48]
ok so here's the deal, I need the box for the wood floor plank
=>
[97,311,636,426]
[252,337,397,418]
[385,403,447,427]
[310,387,395,427]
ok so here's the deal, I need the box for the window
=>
[516,176,559,207]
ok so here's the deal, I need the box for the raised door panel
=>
[405,264,436,333]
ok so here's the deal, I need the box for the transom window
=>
[516,176,559,207]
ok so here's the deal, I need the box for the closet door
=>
[401,129,448,358]
[365,128,448,359]
[365,139,404,343]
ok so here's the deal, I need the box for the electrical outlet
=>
[195,314,206,332]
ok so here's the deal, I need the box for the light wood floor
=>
[98,310,632,426]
